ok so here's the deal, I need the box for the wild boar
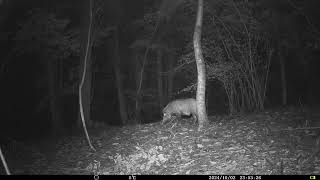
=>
[162,98,197,124]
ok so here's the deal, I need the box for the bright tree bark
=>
[193,0,208,130]
[79,0,95,151]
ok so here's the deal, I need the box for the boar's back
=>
[163,98,197,116]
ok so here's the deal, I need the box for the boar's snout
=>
[161,112,171,124]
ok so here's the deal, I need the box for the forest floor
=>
[1,106,320,175]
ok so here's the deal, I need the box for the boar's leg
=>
[192,114,198,125]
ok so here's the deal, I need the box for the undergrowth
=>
[108,145,168,174]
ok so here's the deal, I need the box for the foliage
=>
[175,0,272,113]
[129,0,319,113]
[14,9,79,60]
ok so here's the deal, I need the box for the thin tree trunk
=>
[307,67,313,106]
[84,49,93,126]
[167,53,174,102]
[157,49,164,113]
[0,1,12,163]
[113,27,128,125]
[135,55,142,123]
[58,59,63,90]
[193,0,208,130]
[278,46,287,106]
[78,26,93,128]
[78,0,93,127]
[134,19,160,124]
[262,49,273,106]
[79,0,95,151]
[0,147,10,175]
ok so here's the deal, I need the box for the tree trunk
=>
[135,54,142,123]
[307,67,313,106]
[79,0,95,151]
[193,0,208,130]
[0,146,11,175]
[167,53,174,102]
[78,0,93,128]
[134,20,159,124]
[278,46,287,106]
[47,59,61,135]
[157,49,164,113]
[113,27,128,125]
[301,57,312,106]
[82,51,93,126]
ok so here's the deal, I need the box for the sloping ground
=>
[1,107,320,175]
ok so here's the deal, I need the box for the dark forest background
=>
[0,0,320,140]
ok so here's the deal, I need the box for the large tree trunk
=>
[193,0,208,130]
[113,27,128,125]
[278,46,287,106]
[47,59,61,135]
[157,49,164,113]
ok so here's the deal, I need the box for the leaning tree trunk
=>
[0,0,11,175]
[113,27,128,125]
[193,0,208,130]
[78,22,93,128]
[278,45,287,106]
[0,146,10,175]
[79,0,95,151]
[157,49,164,113]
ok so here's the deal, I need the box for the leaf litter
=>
[1,107,320,174]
